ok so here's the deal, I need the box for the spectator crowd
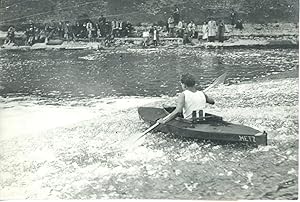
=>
[4,6,244,46]
[4,15,134,46]
[143,7,243,46]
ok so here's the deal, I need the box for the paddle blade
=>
[124,122,160,147]
[125,135,147,150]
[203,72,227,92]
[123,133,147,150]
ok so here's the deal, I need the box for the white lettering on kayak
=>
[239,135,256,142]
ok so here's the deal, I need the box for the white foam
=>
[0,77,297,199]
[0,96,163,141]
[0,105,96,140]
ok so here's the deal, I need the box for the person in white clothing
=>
[202,21,208,41]
[153,27,159,46]
[86,21,93,41]
[207,19,217,42]
[158,73,214,124]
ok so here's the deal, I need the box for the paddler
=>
[157,73,215,124]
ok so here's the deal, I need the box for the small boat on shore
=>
[1,44,30,50]
[46,39,64,45]
[138,106,267,146]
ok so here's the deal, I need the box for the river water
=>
[0,47,298,200]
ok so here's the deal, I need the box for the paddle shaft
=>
[134,113,172,143]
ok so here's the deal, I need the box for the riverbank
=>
[1,23,298,50]
[1,38,298,50]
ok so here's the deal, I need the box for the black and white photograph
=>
[0,0,298,200]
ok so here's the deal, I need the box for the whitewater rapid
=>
[0,77,298,199]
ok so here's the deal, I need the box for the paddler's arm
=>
[157,93,185,124]
[204,92,215,105]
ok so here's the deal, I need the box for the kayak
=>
[138,107,267,146]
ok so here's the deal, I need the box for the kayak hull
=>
[138,107,267,146]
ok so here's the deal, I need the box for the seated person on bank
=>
[158,73,215,124]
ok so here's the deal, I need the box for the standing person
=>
[149,26,154,37]
[115,19,120,37]
[173,6,180,25]
[72,22,81,40]
[57,22,64,38]
[176,20,183,38]
[86,20,93,41]
[98,15,106,37]
[187,20,196,38]
[64,21,74,41]
[38,29,47,43]
[25,22,35,46]
[142,29,150,47]
[82,22,87,38]
[168,16,175,37]
[63,22,68,41]
[153,26,159,46]
[202,21,208,41]
[230,9,236,26]
[45,21,55,43]
[119,20,124,37]
[182,20,187,34]
[207,19,217,42]
[125,21,133,37]
[34,28,40,42]
[157,73,215,124]
[96,22,101,38]
[104,21,111,37]
[111,19,117,37]
[118,20,124,37]
[218,20,225,42]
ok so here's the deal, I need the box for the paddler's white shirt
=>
[182,90,206,119]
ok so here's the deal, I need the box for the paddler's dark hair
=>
[180,73,196,87]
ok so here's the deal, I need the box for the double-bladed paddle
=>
[124,72,228,148]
